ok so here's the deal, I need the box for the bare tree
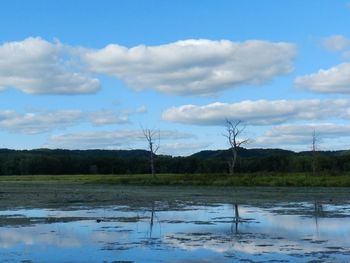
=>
[223,120,249,175]
[312,129,318,176]
[142,128,160,178]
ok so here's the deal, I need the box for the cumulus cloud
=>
[0,37,296,96]
[83,39,296,96]
[0,109,140,134]
[254,123,350,147]
[295,63,350,93]
[45,130,195,150]
[0,37,100,95]
[162,99,350,126]
[322,35,350,52]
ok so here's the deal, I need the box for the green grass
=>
[0,173,350,187]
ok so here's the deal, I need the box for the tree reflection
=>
[314,200,323,235]
[148,200,161,241]
[231,203,240,234]
[149,201,155,238]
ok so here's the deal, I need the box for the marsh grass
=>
[0,173,350,187]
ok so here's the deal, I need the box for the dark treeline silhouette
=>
[1,147,350,175]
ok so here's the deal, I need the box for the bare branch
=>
[141,127,160,178]
[223,119,249,175]
[154,129,160,153]
[236,139,250,147]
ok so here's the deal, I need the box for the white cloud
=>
[0,37,100,95]
[83,39,296,96]
[47,130,143,149]
[254,123,350,148]
[88,110,129,125]
[0,110,83,134]
[159,142,210,156]
[0,228,81,249]
[266,123,350,137]
[0,38,296,96]
[0,109,139,134]
[162,99,350,126]
[295,63,350,93]
[134,106,147,114]
[45,130,195,150]
[322,35,350,52]
[343,50,350,59]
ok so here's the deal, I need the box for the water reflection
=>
[0,199,350,262]
[231,203,239,234]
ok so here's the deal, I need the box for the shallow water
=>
[0,185,349,262]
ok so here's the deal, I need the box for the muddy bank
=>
[0,182,349,210]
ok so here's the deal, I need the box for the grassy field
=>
[0,173,350,187]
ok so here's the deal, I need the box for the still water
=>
[0,185,349,262]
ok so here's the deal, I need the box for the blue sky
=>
[1,0,350,155]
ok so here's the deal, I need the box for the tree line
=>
[0,147,350,175]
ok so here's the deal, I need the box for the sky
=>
[1,0,350,155]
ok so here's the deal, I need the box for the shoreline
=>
[0,173,350,187]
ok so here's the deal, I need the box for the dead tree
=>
[223,120,249,175]
[312,129,318,176]
[142,128,160,178]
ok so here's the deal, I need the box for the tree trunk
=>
[143,128,159,178]
[228,161,234,176]
[150,151,155,178]
[233,149,237,174]
[228,148,237,176]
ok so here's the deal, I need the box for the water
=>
[0,185,349,262]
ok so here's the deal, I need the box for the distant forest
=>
[1,148,350,175]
